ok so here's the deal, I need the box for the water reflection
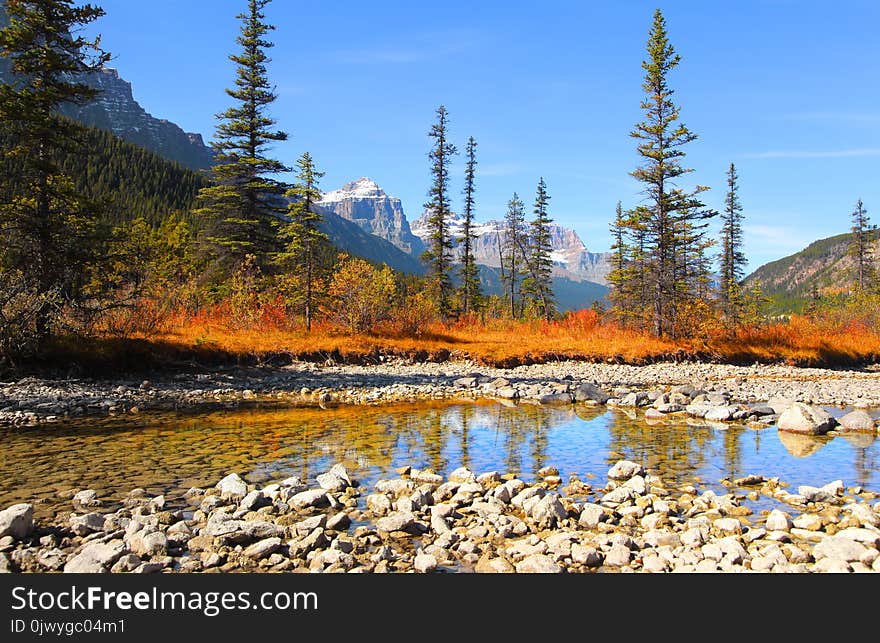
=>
[0,401,877,518]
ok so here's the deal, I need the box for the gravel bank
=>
[2,360,880,427]
[2,461,878,574]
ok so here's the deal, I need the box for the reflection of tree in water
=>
[721,425,745,481]
[843,433,877,489]
[606,412,716,486]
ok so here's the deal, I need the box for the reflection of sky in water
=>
[0,402,877,517]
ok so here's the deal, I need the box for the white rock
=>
[515,554,563,574]
[813,535,869,562]
[0,504,34,540]
[607,460,644,481]
[243,537,281,560]
[414,553,438,573]
[777,403,837,435]
[291,489,329,509]
[215,473,248,497]
[765,509,792,531]
[837,410,875,432]
[604,543,632,567]
[64,541,127,573]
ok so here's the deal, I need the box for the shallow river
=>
[1,401,878,518]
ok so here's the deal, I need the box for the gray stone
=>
[813,535,869,562]
[326,512,351,531]
[414,553,438,573]
[573,383,610,404]
[449,467,476,484]
[579,503,605,529]
[291,489,329,509]
[834,528,880,547]
[620,392,650,408]
[0,504,33,540]
[765,509,792,531]
[601,486,635,505]
[515,554,563,574]
[475,555,515,573]
[72,490,100,507]
[608,460,644,481]
[240,490,270,511]
[64,541,127,573]
[215,473,248,497]
[128,530,168,557]
[798,485,835,503]
[529,494,567,528]
[571,544,603,567]
[777,403,837,435]
[704,405,738,421]
[838,410,875,432]
[70,512,107,536]
[604,543,632,567]
[376,512,416,533]
[244,537,282,560]
[316,472,348,492]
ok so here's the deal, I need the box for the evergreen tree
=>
[0,0,111,344]
[277,152,326,331]
[193,0,288,277]
[501,192,527,319]
[422,105,457,317]
[628,9,714,337]
[458,136,482,314]
[719,163,746,322]
[523,177,555,320]
[607,201,633,317]
[848,198,875,292]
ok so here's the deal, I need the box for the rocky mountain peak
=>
[321,177,386,203]
[318,179,424,256]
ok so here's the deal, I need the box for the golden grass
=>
[125,308,880,368]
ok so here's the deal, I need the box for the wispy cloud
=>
[742,148,880,159]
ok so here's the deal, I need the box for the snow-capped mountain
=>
[319,177,612,287]
[412,211,612,286]
[319,178,425,256]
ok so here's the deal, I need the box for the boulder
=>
[838,410,876,432]
[704,405,738,422]
[243,537,282,560]
[72,490,101,507]
[608,460,644,481]
[290,489,329,509]
[515,554,563,574]
[414,553,438,573]
[573,383,610,404]
[64,541,127,573]
[777,403,837,435]
[215,473,248,497]
[765,509,792,532]
[0,504,33,540]
[70,512,107,536]
[529,494,567,528]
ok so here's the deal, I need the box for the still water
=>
[1,401,878,517]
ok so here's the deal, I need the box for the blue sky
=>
[83,0,880,271]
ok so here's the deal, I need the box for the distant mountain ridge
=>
[0,2,214,171]
[319,177,611,309]
[744,232,879,311]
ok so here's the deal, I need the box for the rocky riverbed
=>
[2,460,878,574]
[2,360,880,428]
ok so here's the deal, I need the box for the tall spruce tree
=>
[523,177,555,320]
[501,192,526,319]
[719,163,746,321]
[278,152,325,332]
[459,136,482,314]
[848,198,875,293]
[0,0,111,344]
[422,105,458,317]
[628,9,714,337]
[193,0,288,278]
